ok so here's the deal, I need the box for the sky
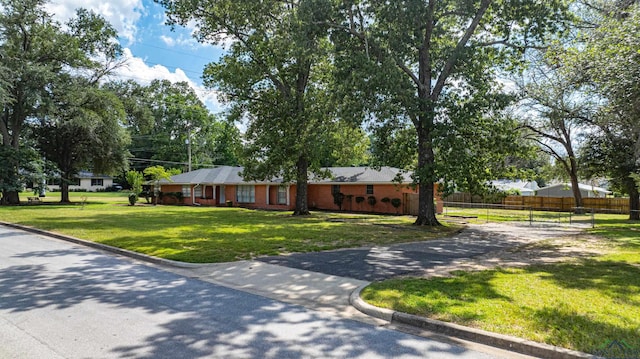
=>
[44,0,226,113]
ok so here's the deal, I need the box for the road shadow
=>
[0,243,491,358]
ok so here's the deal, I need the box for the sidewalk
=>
[164,260,382,325]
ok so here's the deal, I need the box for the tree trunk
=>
[293,155,310,216]
[628,181,639,221]
[568,154,584,214]
[414,124,441,226]
[60,178,71,203]
[1,189,20,205]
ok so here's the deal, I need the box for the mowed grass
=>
[0,192,458,263]
[441,205,599,225]
[362,215,640,354]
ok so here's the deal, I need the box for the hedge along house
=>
[155,166,441,215]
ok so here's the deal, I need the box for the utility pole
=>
[185,108,192,172]
[187,123,192,172]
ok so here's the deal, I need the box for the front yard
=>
[2,193,638,355]
[0,192,456,262]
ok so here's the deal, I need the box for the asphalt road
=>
[257,224,541,281]
[0,225,500,359]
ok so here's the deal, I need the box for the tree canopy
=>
[158,0,354,215]
[0,0,128,204]
[570,1,640,219]
[330,0,571,224]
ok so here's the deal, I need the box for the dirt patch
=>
[413,222,607,278]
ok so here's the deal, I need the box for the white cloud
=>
[112,48,225,113]
[159,34,201,49]
[159,35,176,47]
[45,0,143,43]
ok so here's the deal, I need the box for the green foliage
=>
[126,170,144,203]
[143,165,174,182]
[367,196,377,207]
[128,193,137,206]
[1,0,127,204]
[332,0,571,225]
[565,2,640,219]
[108,80,239,171]
[157,0,360,215]
[391,198,402,208]
[332,192,345,210]
[34,79,130,203]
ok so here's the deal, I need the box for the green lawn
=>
[0,192,457,262]
[441,205,600,225]
[361,216,640,355]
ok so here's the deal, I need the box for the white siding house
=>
[46,171,114,192]
[536,183,612,198]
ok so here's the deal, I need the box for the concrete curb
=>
[350,284,596,359]
[0,221,201,269]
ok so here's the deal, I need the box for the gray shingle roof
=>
[160,166,412,185]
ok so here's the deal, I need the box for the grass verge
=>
[0,192,457,263]
[361,218,640,355]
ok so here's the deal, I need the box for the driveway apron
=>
[257,223,582,281]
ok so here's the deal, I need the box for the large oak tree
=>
[157,0,348,215]
[331,0,571,225]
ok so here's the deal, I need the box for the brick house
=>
[156,166,443,215]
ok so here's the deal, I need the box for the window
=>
[91,178,104,186]
[63,178,80,186]
[366,185,374,195]
[236,185,255,203]
[332,185,341,194]
[194,186,202,198]
[277,186,287,205]
[182,185,191,197]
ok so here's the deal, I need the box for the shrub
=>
[391,198,402,208]
[355,196,365,204]
[128,193,137,206]
[381,197,391,203]
[367,196,376,207]
[332,192,345,210]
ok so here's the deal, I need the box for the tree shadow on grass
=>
[524,259,640,306]
[529,305,640,354]
[0,244,491,359]
[364,270,512,324]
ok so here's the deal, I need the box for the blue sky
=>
[46,0,226,112]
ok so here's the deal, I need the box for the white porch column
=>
[266,185,270,205]
[213,185,217,200]
[286,185,291,206]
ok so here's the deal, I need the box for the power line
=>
[135,42,217,61]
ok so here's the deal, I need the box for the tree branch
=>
[432,0,492,100]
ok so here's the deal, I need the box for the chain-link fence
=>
[441,202,639,228]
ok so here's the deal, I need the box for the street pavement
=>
[0,224,514,359]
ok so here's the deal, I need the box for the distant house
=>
[155,166,442,214]
[45,171,114,192]
[536,183,612,198]
[490,180,539,196]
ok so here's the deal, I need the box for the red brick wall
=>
[160,182,438,215]
[308,184,416,214]
[223,184,295,211]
